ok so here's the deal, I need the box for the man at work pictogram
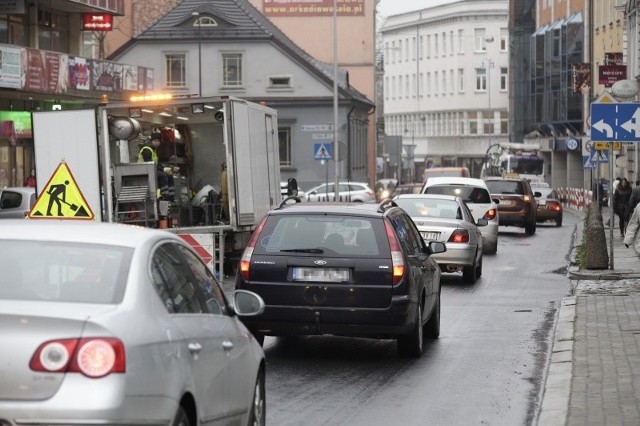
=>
[47,180,71,216]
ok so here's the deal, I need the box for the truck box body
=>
[32,96,281,273]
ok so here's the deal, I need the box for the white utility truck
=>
[31,95,282,275]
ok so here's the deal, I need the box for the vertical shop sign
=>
[0,46,22,89]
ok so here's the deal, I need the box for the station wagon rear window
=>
[254,215,388,257]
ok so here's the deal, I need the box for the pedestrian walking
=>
[629,180,640,211]
[624,202,640,256]
[608,177,622,227]
[613,177,632,236]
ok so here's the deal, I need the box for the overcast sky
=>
[376,0,456,18]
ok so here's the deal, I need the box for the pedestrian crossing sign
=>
[314,143,332,160]
[28,161,95,220]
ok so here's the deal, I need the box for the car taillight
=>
[483,208,497,220]
[384,220,405,285]
[548,201,561,211]
[30,338,125,378]
[448,229,469,243]
[239,216,268,281]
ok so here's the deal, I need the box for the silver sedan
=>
[394,194,487,284]
[0,220,266,426]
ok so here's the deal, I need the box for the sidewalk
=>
[537,210,640,425]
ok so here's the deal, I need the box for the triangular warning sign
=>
[28,161,95,220]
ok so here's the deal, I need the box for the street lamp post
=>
[192,12,202,97]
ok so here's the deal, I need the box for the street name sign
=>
[590,103,640,141]
[303,124,334,132]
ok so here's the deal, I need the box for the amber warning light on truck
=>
[129,93,173,102]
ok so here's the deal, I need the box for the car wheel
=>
[172,406,191,426]
[556,217,562,227]
[423,291,440,339]
[248,370,266,426]
[525,222,535,235]
[397,302,423,357]
[462,258,477,284]
[476,256,483,278]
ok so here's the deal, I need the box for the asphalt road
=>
[257,214,579,426]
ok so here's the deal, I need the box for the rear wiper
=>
[281,248,324,253]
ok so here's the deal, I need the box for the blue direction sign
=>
[590,103,640,141]
[314,143,332,160]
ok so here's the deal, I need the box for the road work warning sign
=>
[29,161,95,220]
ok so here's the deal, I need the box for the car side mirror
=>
[428,241,447,254]
[534,191,542,198]
[492,198,500,204]
[233,290,265,316]
[287,178,298,197]
[476,218,489,227]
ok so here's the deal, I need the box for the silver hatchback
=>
[0,220,266,426]
[305,182,376,203]
[0,187,35,219]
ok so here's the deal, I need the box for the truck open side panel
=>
[229,100,280,227]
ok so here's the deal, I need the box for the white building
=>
[381,0,509,179]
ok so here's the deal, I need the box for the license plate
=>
[421,231,440,241]
[498,199,514,206]
[292,267,350,283]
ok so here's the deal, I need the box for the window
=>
[0,15,26,46]
[37,9,68,52]
[405,37,409,60]
[222,53,243,87]
[412,37,416,60]
[412,74,416,97]
[426,35,431,58]
[269,75,292,89]
[442,32,446,57]
[398,40,403,62]
[405,74,410,98]
[450,30,454,55]
[165,53,186,88]
[176,245,228,316]
[450,70,454,93]
[194,16,217,27]
[434,71,439,94]
[475,68,487,91]
[500,28,508,52]
[399,75,403,98]
[426,72,431,95]
[419,36,424,59]
[151,244,207,314]
[442,72,447,95]
[457,29,464,54]
[279,128,292,167]
[500,67,508,91]
[434,34,439,57]
[458,68,464,92]
[474,28,488,51]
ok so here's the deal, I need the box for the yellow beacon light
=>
[129,93,173,102]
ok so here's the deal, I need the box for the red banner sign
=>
[599,65,627,86]
[82,13,113,31]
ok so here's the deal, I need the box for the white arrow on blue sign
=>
[314,143,332,160]
[591,103,640,141]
